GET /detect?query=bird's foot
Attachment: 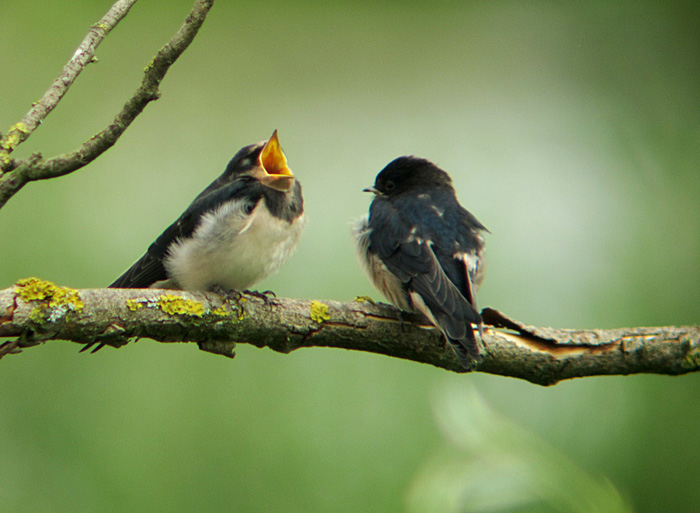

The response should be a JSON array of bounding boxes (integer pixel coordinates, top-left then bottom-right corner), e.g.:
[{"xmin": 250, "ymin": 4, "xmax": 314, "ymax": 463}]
[
  {"xmin": 210, "ymin": 285, "xmax": 244, "ymax": 302},
  {"xmin": 245, "ymin": 289, "xmax": 276, "ymax": 299},
  {"xmin": 243, "ymin": 289, "xmax": 276, "ymax": 308}
]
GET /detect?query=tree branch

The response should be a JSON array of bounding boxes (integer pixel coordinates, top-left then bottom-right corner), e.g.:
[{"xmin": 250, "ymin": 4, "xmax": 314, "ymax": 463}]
[
  {"xmin": 0, "ymin": 0, "xmax": 137, "ymax": 170},
  {"xmin": 0, "ymin": 0, "xmax": 214, "ymax": 210},
  {"xmin": 1, "ymin": 281, "xmax": 698, "ymax": 386}
]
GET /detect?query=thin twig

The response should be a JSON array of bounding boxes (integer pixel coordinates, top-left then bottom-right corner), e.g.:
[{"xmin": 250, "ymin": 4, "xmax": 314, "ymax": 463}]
[
  {"xmin": 0, "ymin": 0, "xmax": 215, "ymax": 210},
  {"xmin": 0, "ymin": 0, "xmax": 138, "ymax": 171}
]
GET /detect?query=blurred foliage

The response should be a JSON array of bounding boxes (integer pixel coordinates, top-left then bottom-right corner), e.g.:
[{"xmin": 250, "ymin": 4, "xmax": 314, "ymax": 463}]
[
  {"xmin": 408, "ymin": 385, "xmax": 633, "ymax": 513},
  {"xmin": 1, "ymin": 1, "xmax": 699, "ymax": 512}
]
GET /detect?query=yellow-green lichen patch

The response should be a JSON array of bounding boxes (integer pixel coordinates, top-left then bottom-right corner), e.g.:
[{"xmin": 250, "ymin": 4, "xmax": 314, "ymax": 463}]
[
  {"xmin": 210, "ymin": 305, "xmax": 230, "ymax": 317},
  {"xmin": 354, "ymin": 295, "xmax": 376, "ymax": 304},
  {"xmin": 206, "ymin": 304, "xmax": 245, "ymax": 323},
  {"xmin": 29, "ymin": 306, "xmax": 46, "ymax": 324},
  {"xmin": 310, "ymin": 300, "xmax": 330, "ymax": 324},
  {"xmin": 126, "ymin": 298, "xmax": 144, "ymax": 311},
  {"xmin": 211, "ymin": 301, "xmax": 246, "ymax": 321},
  {"xmin": 15, "ymin": 277, "xmax": 83, "ymax": 311},
  {"xmin": 157, "ymin": 294, "xmax": 205, "ymax": 316},
  {"xmin": 0, "ymin": 122, "xmax": 29, "ymax": 151}
]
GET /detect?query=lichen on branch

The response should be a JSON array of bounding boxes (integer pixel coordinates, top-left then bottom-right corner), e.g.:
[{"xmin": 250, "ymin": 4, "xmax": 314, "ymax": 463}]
[{"xmin": 0, "ymin": 282, "xmax": 698, "ymax": 386}]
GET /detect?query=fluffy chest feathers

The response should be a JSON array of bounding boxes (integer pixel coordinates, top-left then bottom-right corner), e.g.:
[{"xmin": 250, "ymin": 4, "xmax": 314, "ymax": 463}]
[
  {"xmin": 165, "ymin": 198, "xmax": 305, "ymax": 291},
  {"xmin": 354, "ymin": 215, "xmax": 413, "ymax": 311}
]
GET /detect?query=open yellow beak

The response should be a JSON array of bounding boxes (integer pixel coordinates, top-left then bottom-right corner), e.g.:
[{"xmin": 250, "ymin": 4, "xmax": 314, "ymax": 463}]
[
  {"xmin": 258, "ymin": 130, "xmax": 294, "ymax": 191},
  {"xmin": 260, "ymin": 130, "xmax": 293, "ymax": 176}
]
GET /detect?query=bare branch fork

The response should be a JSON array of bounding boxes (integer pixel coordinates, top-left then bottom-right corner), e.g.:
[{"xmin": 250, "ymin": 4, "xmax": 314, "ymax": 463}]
[
  {"xmin": 0, "ymin": 284, "xmax": 698, "ymax": 386},
  {"xmin": 0, "ymin": 0, "xmax": 215, "ymax": 210}
]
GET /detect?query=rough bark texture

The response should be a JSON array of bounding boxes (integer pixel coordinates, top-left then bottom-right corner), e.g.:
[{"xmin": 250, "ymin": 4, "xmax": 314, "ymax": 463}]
[{"xmin": 1, "ymin": 285, "xmax": 698, "ymax": 386}]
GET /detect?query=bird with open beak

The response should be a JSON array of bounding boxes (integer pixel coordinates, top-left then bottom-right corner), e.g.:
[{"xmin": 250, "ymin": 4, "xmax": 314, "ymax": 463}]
[
  {"xmin": 354, "ymin": 156, "xmax": 487, "ymax": 368},
  {"xmin": 109, "ymin": 130, "xmax": 305, "ymax": 292}
]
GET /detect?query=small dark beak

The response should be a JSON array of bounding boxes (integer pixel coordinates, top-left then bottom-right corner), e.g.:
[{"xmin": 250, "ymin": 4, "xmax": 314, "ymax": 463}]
[{"xmin": 363, "ymin": 186, "xmax": 380, "ymax": 194}]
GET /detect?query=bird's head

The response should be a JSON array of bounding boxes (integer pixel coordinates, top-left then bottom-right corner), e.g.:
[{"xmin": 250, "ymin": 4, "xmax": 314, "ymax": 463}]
[
  {"xmin": 225, "ymin": 130, "xmax": 295, "ymax": 191},
  {"xmin": 363, "ymin": 156, "xmax": 453, "ymax": 197}
]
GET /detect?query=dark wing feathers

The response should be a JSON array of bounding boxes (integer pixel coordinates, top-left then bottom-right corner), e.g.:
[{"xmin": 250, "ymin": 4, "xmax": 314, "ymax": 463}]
[
  {"xmin": 109, "ymin": 176, "xmax": 261, "ymax": 288},
  {"xmin": 368, "ymin": 197, "xmax": 483, "ymax": 364},
  {"xmin": 392, "ymin": 240, "xmax": 482, "ymax": 331},
  {"xmin": 109, "ymin": 253, "xmax": 167, "ymax": 288}
]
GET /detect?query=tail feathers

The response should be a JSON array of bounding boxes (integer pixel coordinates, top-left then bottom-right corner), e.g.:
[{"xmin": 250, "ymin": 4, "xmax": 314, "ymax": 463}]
[{"xmin": 448, "ymin": 326, "xmax": 483, "ymax": 368}]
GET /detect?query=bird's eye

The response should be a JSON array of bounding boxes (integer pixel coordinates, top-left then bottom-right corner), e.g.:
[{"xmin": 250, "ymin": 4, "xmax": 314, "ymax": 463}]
[
  {"xmin": 384, "ymin": 180, "xmax": 396, "ymax": 191},
  {"xmin": 244, "ymin": 203, "xmax": 255, "ymax": 215}
]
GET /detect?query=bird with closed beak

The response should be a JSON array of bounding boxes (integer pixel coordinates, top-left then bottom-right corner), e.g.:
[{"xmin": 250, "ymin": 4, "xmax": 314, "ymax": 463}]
[
  {"xmin": 354, "ymin": 156, "xmax": 487, "ymax": 367},
  {"xmin": 84, "ymin": 131, "xmax": 304, "ymax": 352}
]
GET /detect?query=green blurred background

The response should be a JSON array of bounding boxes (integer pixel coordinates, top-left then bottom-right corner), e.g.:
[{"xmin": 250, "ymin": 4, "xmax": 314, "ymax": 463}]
[{"xmin": 1, "ymin": 1, "xmax": 699, "ymax": 511}]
